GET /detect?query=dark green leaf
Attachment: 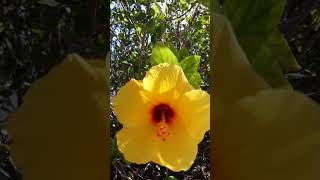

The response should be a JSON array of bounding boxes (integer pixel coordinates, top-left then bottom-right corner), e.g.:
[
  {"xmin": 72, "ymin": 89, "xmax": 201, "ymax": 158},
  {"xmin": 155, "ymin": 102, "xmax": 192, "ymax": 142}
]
[
  {"xmin": 179, "ymin": 55, "xmax": 203, "ymax": 88},
  {"xmin": 220, "ymin": 0, "xmax": 301, "ymax": 88},
  {"xmin": 178, "ymin": 48, "xmax": 189, "ymax": 61}
]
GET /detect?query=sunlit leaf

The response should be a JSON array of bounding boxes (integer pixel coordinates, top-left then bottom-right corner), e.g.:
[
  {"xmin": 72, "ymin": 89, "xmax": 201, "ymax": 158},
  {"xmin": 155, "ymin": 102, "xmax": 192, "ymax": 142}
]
[
  {"xmin": 166, "ymin": 42, "xmax": 180, "ymax": 60},
  {"xmin": 180, "ymin": 55, "xmax": 203, "ymax": 88},
  {"xmin": 153, "ymin": 2, "xmax": 162, "ymax": 17},
  {"xmin": 151, "ymin": 42, "xmax": 178, "ymax": 66}
]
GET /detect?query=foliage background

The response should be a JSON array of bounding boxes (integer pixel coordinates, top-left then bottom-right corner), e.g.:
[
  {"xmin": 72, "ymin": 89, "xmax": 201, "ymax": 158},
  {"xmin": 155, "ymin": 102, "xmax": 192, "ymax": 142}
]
[
  {"xmin": 281, "ymin": 0, "xmax": 320, "ymax": 102},
  {"xmin": 0, "ymin": 0, "xmax": 107, "ymax": 179},
  {"xmin": 110, "ymin": 0, "xmax": 210, "ymax": 179}
]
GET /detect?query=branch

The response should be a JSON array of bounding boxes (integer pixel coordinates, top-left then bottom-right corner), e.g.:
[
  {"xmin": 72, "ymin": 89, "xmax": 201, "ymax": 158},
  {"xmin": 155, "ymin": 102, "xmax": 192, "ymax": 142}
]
[
  {"xmin": 119, "ymin": 0, "xmax": 143, "ymax": 42},
  {"xmin": 171, "ymin": 3, "xmax": 196, "ymax": 21}
]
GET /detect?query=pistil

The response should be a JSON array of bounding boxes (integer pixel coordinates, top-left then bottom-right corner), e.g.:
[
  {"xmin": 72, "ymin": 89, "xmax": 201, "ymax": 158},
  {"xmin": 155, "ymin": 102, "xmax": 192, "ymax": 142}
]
[
  {"xmin": 151, "ymin": 103, "xmax": 175, "ymax": 141},
  {"xmin": 156, "ymin": 110, "xmax": 171, "ymax": 141}
]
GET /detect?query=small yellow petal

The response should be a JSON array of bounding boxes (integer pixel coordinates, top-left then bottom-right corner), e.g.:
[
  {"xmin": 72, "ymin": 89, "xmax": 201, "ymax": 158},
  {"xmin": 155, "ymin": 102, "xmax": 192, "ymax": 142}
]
[
  {"xmin": 112, "ymin": 79, "xmax": 155, "ymax": 127},
  {"xmin": 143, "ymin": 63, "xmax": 193, "ymax": 99},
  {"xmin": 175, "ymin": 89, "xmax": 210, "ymax": 143}
]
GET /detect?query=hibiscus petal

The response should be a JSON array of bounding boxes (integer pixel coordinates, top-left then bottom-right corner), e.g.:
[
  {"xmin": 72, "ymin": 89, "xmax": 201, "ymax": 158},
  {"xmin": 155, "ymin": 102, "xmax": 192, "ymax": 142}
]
[
  {"xmin": 153, "ymin": 123, "xmax": 198, "ymax": 172},
  {"xmin": 214, "ymin": 90, "xmax": 320, "ymax": 180},
  {"xmin": 143, "ymin": 63, "xmax": 193, "ymax": 98},
  {"xmin": 175, "ymin": 89, "xmax": 210, "ymax": 143},
  {"xmin": 8, "ymin": 54, "xmax": 108, "ymax": 180},
  {"xmin": 116, "ymin": 125, "xmax": 157, "ymax": 164},
  {"xmin": 112, "ymin": 79, "xmax": 155, "ymax": 127}
]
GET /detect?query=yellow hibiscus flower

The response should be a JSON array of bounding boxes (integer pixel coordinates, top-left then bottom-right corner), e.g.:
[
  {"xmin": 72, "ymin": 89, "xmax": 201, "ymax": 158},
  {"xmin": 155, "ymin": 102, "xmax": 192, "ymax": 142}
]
[
  {"xmin": 112, "ymin": 63, "xmax": 210, "ymax": 172},
  {"xmin": 213, "ymin": 13, "xmax": 320, "ymax": 179}
]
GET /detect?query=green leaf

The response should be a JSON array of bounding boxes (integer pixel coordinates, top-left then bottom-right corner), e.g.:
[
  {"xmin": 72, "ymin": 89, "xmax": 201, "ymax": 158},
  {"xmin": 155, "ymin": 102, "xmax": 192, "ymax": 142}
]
[
  {"xmin": 220, "ymin": 0, "xmax": 301, "ymax": 88},
  {"xmin": 200, "ymin": 15, "xmax": 210, "ymax": 25},
  {"xmin": 179, "ymin": 55, "xmax": 203, "ymax": 88},
  {"xmin": 180, "ymin": 55, "xmax": 201, "ymax": 75},
  {"xmin": 136, "ymin": 26, "xmax": 142, "ymax": 36},
  {"xmin": 151, "ymin": 33, "xmax": 158, "ymax": 45},
  {"xmin": 188, "ymin": 72, "xmax": 203, "ymax": 89},
  {"xmin": 153, "ymin": 2, "xmax": 162, "ymax": 17},
  {"xmin": 166, "ymin": 42, "xmax": 180, "ymax": 60},
  {"xmin": 133, "ymin": 11, "xmax": 146, "ymax": 21},
  {"xmin": 166, "ymin": 176, "xmax": 178, "ymax": 180},
  {"xmin": 178, "ymin": 48, "xmax": 189, "ymax": 61},
  {"xmin": 151, "ymin": 43, "xmax": 178, "ymax": 66}
]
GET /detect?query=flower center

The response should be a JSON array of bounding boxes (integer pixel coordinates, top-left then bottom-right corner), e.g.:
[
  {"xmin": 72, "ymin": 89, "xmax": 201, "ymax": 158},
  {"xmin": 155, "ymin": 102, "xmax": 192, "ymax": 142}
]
[
  {"xmin": 152, "ymin": 104, "xmax": 174, "ymax": 123},
  {"xmin": 151, "ymin": 104, "xmax": 175, "ymax": 141}
]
